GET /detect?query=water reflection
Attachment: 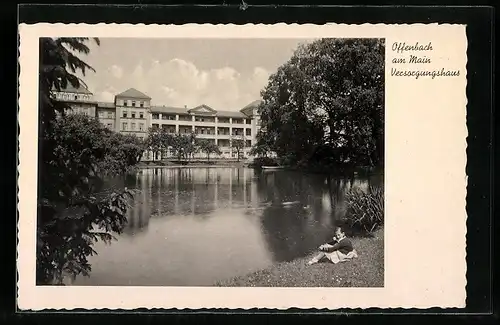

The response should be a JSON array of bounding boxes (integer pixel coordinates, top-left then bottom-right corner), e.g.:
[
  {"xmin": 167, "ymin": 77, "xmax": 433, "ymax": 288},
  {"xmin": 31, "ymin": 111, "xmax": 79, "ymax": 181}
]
[{"xmin": 74, "ymin": 167, "xmax": 382, "ymax": 286}]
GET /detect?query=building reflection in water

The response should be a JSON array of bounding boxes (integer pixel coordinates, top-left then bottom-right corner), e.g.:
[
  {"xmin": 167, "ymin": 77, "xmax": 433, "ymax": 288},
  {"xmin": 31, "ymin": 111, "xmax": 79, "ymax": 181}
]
[
  {"xmin": 70, "ymin": 167, "xmax": 385, "ymax": 286},
  {"xmin": 117, "ymin": 167, "xmax": 381, "ymax": 263}
]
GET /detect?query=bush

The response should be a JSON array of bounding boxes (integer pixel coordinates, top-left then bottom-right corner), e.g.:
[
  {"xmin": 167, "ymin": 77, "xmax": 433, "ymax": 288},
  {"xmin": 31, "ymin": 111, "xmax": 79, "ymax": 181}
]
[
  {"xmin": 343, "ymin": 186, "xmax": 384, "ymax": 235},
  {"xmin": 250, "ymin": 156, "xmax": 279, "ymax": 168}
]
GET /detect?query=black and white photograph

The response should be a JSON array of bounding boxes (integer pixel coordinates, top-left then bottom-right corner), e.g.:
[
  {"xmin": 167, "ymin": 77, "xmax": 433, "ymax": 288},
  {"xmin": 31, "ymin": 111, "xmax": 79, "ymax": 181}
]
[
  {"xmin": 36, "ymin": 36, "xmax": 385, "ymax": 287},
  {"xmin": 18, "ymin": 22, "xmax": 468, "ymax": 310}
]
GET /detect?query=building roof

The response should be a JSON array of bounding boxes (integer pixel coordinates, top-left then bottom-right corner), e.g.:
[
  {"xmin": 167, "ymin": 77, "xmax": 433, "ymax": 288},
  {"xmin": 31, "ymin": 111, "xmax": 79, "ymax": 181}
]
[
  {"xmin": 151, "ymin": 106, "xmax": 189, "ymax": 115},
  {"xmin": 217, "ymin": 110, "xmax": 248, "ymax": 118},
  {"xmin": 188, "ymin": 104, "xmax": 217, "ymax": 115},
  {"xmin": 150, "ymin": 105, "xmax": 249, "ymax": 118},
  {"xmin": 241, "ymin": 99, "xmax": 263, "ymax": 111},
  {"xmin": 116, "ymin": 88, "xmax": 151, "ymax": 100},
  {"xmin": 52, "ymin": 82, "xmax": 93, "ymax": 95},
  {"xmin": 240, "ymin": 99, "xmax": 263, "ymax": 116}
]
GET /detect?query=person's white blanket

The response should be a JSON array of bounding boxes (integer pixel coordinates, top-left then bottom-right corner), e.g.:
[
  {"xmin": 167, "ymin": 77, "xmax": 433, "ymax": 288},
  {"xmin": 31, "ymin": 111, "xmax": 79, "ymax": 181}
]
[{"xmin": 325, "ymin": 249, "xmax": 358, "ymax": 264}]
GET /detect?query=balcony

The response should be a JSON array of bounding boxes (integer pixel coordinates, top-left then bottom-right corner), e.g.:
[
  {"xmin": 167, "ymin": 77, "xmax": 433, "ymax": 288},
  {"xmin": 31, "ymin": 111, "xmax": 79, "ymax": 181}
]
[{"xmin": 196, "ymin": 133, "xmax": 217, "ymax": 139}]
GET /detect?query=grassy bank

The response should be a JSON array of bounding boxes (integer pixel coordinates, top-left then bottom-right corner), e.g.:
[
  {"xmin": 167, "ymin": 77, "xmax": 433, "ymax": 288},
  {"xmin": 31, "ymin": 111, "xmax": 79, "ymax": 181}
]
[{"xmin": 216, "ymin": 228, "xmax": 384, "ymax": 287}]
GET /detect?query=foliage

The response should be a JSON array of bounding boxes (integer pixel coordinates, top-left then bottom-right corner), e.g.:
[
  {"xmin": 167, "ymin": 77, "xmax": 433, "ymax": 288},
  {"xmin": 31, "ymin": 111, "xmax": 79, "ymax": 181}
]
[
  {"xmin": 231, "ymin": 138, "xmax": 245, "ymax": 161},
  {"xmin": 144, "ymin": 127, "xmax": 168, "ymax": 160},
  {"xmin": 249, "ymin": 126, "xmax": 274, "ymax": 158},
  {"xmin": 37, "ymin": 37, "xmax": 141, "ymax": 285},
  {"xmin": 197, "ymin": 139, "xmax": 221, "ymax": 161},
  {"xmin": 342, "ymin": 186, "xmax": 384, "ymax": 235},
  {"xmin": 99, "ymin": 131, "xmax": 146, "ymax": 175},
  {"xmin": 169, "ymin": 133, "xmax": 197, "ymax": 161},
  {"xmin": 255, "ymin": 38, "xmax": 385, "ymax": 169},
  {"xmin": 249, "ymin": 156, "xmax": 280, "ymax": 168}
]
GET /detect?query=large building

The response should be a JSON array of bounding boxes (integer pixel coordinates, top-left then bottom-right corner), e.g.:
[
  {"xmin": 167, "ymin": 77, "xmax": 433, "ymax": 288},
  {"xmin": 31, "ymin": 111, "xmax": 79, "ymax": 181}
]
[{"xmin": 53, "ymin": 85, "xmax": 262, "ymax": 160}]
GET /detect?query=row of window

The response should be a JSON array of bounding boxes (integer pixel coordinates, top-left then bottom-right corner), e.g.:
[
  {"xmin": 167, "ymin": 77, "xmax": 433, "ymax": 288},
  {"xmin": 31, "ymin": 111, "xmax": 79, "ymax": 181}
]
[
  {"xmin": 122, "ymin": 122, "xmax": 145, "ymax": 131},
  {"xmin": 122, "ymin": 110, "xmax": 145, "ymax": 119},
  {"xmin": 151, "ymin": 124, "xmax": 252, "ymax": 136},
  {"xmin": 119, "ymin": 100, "xmax": 147, "ymax": 108},
  {"xmin": 98, "ymin": 111, "xmax": 115, "ymax": 119},
  {"xmin": 56, "ymin": 93, "xmax": 93, "ymax": 102},
  {"xmin": 151, "ymin": 114, "xmax": 251, "ymax": 124}
]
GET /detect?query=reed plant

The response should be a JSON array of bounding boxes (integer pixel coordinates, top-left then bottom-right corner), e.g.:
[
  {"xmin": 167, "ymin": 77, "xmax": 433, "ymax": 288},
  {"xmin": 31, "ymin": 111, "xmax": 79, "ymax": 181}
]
[{"xmin": 343, "ymin": 186, "xmax": 384, "ymax": 235}]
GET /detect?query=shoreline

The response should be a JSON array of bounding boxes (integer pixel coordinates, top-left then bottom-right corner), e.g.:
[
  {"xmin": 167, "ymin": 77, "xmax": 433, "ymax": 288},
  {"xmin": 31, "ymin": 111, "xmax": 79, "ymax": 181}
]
[
  {"xmin": 215, "ymin": 228, "xmax": 384, "ymax": 287},
  {"xmin": 138, "ymin": 164, "xmax": 249, "ymax": 169}
]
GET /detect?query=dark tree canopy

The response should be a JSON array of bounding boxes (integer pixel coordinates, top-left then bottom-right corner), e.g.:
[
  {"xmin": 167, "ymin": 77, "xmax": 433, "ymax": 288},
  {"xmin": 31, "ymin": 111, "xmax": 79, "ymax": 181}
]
[{"xmin": 254, "ymin": 38, "xmax": 385, "ymax": 170}]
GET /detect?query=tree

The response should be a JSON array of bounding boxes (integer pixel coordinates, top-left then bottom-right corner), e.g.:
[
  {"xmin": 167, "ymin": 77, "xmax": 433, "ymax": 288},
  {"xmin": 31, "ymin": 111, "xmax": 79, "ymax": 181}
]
[
  {"xmin": 144, "ymin": 127, "xmax": 164, "ymax": 161},
  {"xmin": 231, "ymin": 138, "xmax": 245, "ymax": 162},
  {"xmin": 257, "ymin": 38, "xmax": 385, "ymax": 169},
  {"xmin": 169, "ymin": 133, "xmax": 196, "ymax": 162},
  {"xmin": 185, "ymin": 133, "xmax": 198, "ymax": 160},
  {"xmin": 101, "ymin": 132, "xmax": 146, "ymax": 172},
  {"xmin": 37, "ymin": 37, "xmax": 138, "ymax": 285},
  {"xmin": 197, "ymin": 139, "xmax": 222, "ymax": 162},
  {"xmin": 145, "ymin": 127, "xmax": 173, "ymax": 160}
]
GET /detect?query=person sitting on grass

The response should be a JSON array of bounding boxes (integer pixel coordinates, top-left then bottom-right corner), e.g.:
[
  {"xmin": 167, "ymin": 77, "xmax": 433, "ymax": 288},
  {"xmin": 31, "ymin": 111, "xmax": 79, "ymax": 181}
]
[{"xmin": 307, "ymin": 226, "xmax": 358, "ymax": 266}]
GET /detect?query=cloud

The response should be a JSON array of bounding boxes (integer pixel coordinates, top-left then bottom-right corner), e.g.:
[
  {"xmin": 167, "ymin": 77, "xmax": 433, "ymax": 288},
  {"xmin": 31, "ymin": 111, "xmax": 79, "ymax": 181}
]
[
  {"xmin": 89, "ymin": 58, "xmax": 271, "ymax": 111},
  {"xmin": 98, "ymin": 91, "xmax": 115, "ymax": 102},
  {"xmin": 109, "ymin": 65, "xmax": 123, "ymax": 79}
]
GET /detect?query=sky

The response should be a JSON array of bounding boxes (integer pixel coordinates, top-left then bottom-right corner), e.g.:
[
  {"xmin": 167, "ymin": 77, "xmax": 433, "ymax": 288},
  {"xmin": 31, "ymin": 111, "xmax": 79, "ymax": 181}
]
[{"xmin": 75, "ymin": 38, "xmax": 316, "ymax": 111}]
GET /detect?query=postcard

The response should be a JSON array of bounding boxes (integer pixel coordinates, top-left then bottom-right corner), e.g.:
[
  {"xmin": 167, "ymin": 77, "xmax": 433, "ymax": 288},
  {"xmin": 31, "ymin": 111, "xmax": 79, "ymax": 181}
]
[{"xmin": 17, "ymin": 23, "xmax": 467, "ymax": 310}]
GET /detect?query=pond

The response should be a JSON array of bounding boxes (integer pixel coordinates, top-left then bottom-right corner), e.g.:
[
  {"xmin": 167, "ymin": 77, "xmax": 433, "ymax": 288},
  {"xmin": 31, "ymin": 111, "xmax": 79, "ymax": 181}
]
[{"xmin": 73, "ymin": 167, "xmax": 382, "ymax": 286}]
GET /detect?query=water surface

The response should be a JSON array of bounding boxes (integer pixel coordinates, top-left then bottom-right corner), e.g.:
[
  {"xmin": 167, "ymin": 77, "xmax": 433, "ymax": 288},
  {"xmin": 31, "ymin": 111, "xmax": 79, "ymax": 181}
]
[{"xmin": 74, "ymin": 167, "xmax": 382, "ymax": 286}]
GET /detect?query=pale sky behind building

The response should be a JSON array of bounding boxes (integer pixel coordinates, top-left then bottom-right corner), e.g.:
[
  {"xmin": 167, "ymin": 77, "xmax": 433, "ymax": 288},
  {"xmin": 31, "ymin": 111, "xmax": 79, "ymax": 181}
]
[{"xmin": 76, "ymin": 38, "xmax": 317, "ymax": 111}]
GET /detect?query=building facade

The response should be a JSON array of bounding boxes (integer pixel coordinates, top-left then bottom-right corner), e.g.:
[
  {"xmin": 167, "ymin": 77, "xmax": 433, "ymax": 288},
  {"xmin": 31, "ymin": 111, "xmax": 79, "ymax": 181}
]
[{"xmin": 53, "ymin": 85, "xmax": 262, "ymax": 160}]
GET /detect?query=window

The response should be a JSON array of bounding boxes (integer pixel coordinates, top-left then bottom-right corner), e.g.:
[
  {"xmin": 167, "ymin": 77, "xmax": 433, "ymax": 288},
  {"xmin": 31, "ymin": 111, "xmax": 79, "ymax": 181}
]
[
  {"xmin": 122, "ymin": 122, "xmax": 128, "ymax": 131},
  {"xmin": 74, "ymin": 95, "xmax": 78, "ymax": 100},
  {"xmin": 131, "ymin": 123, "xmax": 136, "ymax": 130},
  {"xmin": 246, "ymin": 128, "xmax": 251, "ymax": 136},
  {"xmin": 132, "ymin": 101, "xmax": 136, "ymax": 107},
  {"xmin": 98, "ymin": 111, "xmax": 104, "ymax": 118},
  {"xmin": 140, "ymin": 101, "xmax": 144, "ymax": 108},
  {"xmin": 107, "ymin": 112, "xmax": 113, "ymax": 119},
  {"xmin": 246, "ymin": 119, "xmax": 251, "ymax": 124},
  {"xmin": 139, "ymin": 112, "xmax": 144, "ymax": 119},
  {"xmin": 122, "ymin": 110, "xmax": 128, "ymax": 118},
  {"xmin": 139, "ymin": 123, "xmax": 144, "ymax": 131},
  {"xmin": 152, "ymin": 113, "xmax": 159, "ymax": 119},
  {"xmin": 123, "ymin": 101, "xmax": 128, "ymax": 107},
  {"xmin": 131, "ymin": 111, "xmax": 136, "ymax": 118}
]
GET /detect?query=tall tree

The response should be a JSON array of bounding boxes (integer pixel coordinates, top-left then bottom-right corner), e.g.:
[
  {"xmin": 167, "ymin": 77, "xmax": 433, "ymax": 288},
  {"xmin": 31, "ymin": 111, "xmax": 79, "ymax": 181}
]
[
  {"xmin": 197, "ymin": 139, "xmax": 222, "ymax": 162},
  {"xmin": 169, "ymin": 133, "xmax": 196, "ymax": 162},
  {"xmin": 256, "ymin": 38, "xmax": 384, "ymax": 169},
  {"xmin": 37, "ymin": 37, "xmax": 137, "ymax": 284},
  {"xmin": 231, "ymin": 138, "xmax": 245, "ymax": 162}
]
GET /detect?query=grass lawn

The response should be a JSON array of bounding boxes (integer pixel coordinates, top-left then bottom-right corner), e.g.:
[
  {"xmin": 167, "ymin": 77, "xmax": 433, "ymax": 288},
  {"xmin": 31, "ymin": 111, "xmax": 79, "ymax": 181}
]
[{"xmin": 216, "ymin": 228, "xmax": 384, "ymax": 287}]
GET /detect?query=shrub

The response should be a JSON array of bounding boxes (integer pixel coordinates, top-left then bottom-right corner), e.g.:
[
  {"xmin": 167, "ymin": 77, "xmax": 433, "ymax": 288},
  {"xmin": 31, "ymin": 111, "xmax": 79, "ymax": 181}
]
[
  {"xmin": 250, "ymin": 156, "xmax": 279, "ymax": 168},
  {"xmin": 343, "ymin": 186, "xmax": 384, "ymax": 235}
]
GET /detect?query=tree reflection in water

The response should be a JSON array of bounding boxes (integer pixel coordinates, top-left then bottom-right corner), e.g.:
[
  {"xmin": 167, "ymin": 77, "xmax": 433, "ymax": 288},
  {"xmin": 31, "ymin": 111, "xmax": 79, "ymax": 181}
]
[{"xmin": 71, "ymin": 167, "xmax": 382, "ymax": 285}]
